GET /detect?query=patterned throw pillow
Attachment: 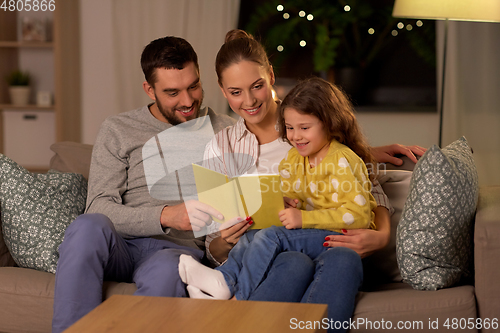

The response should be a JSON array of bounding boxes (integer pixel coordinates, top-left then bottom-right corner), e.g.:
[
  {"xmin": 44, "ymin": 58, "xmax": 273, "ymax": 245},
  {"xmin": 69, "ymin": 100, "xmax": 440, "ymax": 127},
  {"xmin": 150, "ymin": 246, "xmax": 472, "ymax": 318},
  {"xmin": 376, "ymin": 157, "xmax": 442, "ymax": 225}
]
[
  {"xmin": 396, "ymin": 137, "xmax": 478, "ymax": 290},
  {"xmin": 0, "ymin": 154, "xmax": 87, "ymax": 274}
]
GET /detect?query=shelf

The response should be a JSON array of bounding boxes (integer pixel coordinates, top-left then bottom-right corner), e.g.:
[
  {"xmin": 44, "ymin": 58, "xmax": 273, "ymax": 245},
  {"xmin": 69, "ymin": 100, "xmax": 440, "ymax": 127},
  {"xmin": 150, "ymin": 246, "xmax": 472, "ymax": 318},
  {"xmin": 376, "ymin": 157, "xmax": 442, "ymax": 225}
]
[
  {"xmin": 0, "ymin": 104, "xmax": 54, "ymax": 111},
  {"xmin": 0, "ymin": 41, "xmax": 54, "ymax": 48}
]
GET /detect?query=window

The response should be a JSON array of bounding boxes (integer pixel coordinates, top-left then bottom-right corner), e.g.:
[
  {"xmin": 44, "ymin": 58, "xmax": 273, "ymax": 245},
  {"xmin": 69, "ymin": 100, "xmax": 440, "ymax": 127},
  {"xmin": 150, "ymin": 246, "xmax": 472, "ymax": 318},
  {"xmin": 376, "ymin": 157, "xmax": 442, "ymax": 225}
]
[{"xmin": 239, "ymin": 0, "xmax": 436, "ymax": 110}]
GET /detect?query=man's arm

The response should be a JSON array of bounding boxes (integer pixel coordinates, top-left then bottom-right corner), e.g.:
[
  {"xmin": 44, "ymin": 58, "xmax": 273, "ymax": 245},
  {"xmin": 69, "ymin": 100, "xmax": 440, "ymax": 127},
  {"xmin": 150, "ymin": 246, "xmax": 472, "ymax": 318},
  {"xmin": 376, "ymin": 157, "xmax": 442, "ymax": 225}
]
[
  {"xmin": 86, "ymin": 116, "xmax": 224, "ymax": 238},
  {"xmin": 371, "ymin": 144, "xmax": 426, "ymax": 165},
  {"xmin": 85, "ymin": 120, "xmax": 166, "ymax": 238}
]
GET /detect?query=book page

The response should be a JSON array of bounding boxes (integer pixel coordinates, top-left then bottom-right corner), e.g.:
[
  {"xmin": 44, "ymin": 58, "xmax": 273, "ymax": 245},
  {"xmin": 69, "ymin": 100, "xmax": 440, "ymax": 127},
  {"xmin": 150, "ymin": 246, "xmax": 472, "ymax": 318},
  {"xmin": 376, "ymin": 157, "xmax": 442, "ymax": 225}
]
[
  {"xmin": 238, "ymin": 174, "xmax": 284, "ymax": 229},
  {"xmin": 192, "ymin": 164, "xmax": 242, "ymax": 225}
]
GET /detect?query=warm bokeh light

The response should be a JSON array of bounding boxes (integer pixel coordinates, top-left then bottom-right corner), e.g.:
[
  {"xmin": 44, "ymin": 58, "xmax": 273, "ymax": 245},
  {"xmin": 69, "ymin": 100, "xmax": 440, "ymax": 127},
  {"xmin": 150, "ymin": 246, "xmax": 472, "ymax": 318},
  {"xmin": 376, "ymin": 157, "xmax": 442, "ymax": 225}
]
[
  {"xmin": 277, "ymin": 5, "xmax": 284, "ymax": 11},
  {"xmin": 277, "ymin": 45, "xmax": 284, "ymax": 52},
  {"xmin": 299, "ymin": 40, "xmax": 306, "ymax": 47}
]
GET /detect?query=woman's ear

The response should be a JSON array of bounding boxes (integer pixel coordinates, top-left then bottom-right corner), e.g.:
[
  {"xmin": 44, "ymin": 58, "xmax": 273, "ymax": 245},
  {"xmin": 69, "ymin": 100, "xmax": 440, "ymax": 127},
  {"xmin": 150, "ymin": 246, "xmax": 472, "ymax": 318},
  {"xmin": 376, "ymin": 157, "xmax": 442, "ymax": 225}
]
[
  {"xmin": 269, "ymin": 66, "xmax": 276, "ymax": 85},
  {"xmin": 219, "ymin": 84, "xmax": 228, "ymax": 99}
]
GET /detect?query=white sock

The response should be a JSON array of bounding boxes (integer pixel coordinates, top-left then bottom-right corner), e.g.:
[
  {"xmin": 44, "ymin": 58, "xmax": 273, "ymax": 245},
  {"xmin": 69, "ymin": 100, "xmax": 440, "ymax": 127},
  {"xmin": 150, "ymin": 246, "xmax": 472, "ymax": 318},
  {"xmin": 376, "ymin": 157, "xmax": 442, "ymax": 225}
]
[
  {"xmin": 178, "ymin": 254, "xmax": 231, "ymax": 300},
  {"xmin": 186, "ymin": 285, "xmax": 215, "ymax": 299}
]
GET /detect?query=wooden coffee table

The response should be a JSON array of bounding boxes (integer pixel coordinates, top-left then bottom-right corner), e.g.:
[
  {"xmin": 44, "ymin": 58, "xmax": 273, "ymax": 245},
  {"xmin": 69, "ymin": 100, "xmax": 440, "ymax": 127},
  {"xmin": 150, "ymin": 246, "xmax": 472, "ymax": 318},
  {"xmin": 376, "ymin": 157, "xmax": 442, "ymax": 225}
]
[{"xmin": 65, "ymin": 295, "xmax": 328, "ymax": 332}]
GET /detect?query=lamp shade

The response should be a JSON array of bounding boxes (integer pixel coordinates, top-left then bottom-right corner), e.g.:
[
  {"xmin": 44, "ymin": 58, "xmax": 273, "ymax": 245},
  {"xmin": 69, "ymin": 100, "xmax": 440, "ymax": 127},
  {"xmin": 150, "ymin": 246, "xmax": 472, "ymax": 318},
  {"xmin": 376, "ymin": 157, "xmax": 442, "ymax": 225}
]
[{"xmin": 393, "ymin": 0, "xmax": 500, "ymax": 22}]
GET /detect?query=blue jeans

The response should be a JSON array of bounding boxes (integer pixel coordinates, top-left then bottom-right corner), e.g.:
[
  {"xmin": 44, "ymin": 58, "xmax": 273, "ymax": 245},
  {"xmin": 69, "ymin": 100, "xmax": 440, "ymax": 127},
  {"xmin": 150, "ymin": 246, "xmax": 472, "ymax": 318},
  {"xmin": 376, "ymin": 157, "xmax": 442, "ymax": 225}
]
[
  {"xmin": 52, "ymin": 213, "xmax": 203, "ymax": 333},
  {"xmin": 216, "ymin": 226, "xmax": 342, "ymax": 300},
  {"xmin": 252, "ymin": 247, "xmax": 363, "ymax": 333}
]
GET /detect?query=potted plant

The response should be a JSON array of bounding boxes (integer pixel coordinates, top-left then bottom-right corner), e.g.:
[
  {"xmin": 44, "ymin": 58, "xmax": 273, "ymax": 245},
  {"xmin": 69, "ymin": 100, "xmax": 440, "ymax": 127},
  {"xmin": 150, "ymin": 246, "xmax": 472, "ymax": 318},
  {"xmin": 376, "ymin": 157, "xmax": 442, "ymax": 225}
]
[{"xmin": 5, "ymin": 70, "xmax": 31, "ymax": 106}]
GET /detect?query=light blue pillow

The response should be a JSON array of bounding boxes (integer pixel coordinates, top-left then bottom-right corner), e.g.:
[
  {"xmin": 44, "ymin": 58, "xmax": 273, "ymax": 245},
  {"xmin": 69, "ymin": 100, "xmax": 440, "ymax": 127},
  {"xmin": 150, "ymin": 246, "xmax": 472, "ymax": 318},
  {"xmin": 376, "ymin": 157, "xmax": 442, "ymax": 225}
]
[
  {"xmin": 0, "ymin": 154, "xmax": 87, "ymax": 273},
  {"xmin": 396, "ymin": 137, "xmax": 478, "ymax": 290}
]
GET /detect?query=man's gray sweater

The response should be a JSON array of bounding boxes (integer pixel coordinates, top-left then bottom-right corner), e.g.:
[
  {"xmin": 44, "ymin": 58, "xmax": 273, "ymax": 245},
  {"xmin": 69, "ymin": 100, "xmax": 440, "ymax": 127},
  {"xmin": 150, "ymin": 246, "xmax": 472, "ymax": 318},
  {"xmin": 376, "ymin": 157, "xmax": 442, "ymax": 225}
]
[{"xmin": 85, "ymin": 105, "xmax": 235, "ymax": 249}]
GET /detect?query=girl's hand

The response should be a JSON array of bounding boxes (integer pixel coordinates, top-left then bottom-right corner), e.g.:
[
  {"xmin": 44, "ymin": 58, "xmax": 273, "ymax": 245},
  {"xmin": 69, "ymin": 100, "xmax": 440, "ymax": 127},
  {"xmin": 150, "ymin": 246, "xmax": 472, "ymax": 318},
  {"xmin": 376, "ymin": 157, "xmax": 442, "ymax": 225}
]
[
  {"xmin": 371, "ymin": 144, "xmax": 426, "ymax": 165},
  {"xmin": 284, "ymin": 197, "xmax": 299, "ymax": 208},
  {"xmin": 279, "ymin": 208, "xmax": 302, "ymax": 229}
]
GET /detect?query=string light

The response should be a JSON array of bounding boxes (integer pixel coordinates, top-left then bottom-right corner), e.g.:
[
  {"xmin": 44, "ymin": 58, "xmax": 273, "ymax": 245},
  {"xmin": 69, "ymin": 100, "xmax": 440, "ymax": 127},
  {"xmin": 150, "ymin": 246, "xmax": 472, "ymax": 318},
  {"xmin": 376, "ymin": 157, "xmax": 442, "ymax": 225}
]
[
  {"xmin": 283, "ymin": 13, "xmax": 290, "ymax": 19},
  {"xmin": 392, "ymin": 30, "xmax": 398, "ymax": 36},
  {"xmin": 368, "ymin": 28, "xmax": 375, "ymax": 35},
  {"xmin": 277, "ymin": 5, "xmax": 284, "ymax": 11},
  {"xmin": 344, "ymin": 5, "xmax": 351, "ymax": 12},
  {"xmin": 406, "ymin": 24, "xmax": 413, "ymax": 31},
  {"xmin": 416, "ymin": 20, "xmax": 423, "ymax": 27},
  {"xmin": 299, "ymin": 40, "xmax": 307, "ymax": 47},
  {"xmin": 277, "ymin": 45, "xmax": 284, "ymax": 52},
  {"xmin": 397, "ymin": 22, "xmax": 404, "ymax": 29},
  {"xmin": 299, "ymin": 10, "xmax": 306, "ymax": 17},
  {"xmin": 307, "ymin": 14, "xmax": 314, "ymax": 21}
]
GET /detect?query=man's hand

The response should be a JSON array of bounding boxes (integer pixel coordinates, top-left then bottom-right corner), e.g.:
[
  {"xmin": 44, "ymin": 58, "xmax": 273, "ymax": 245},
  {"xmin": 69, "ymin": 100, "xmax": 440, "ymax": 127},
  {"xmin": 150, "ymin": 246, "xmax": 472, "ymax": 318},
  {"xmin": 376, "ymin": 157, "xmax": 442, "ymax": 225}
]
[
  {"xmin": 160, "ymin": 200, "xmax": 223, "ymax": 231},
  {"xmin": 279, "ymin": 208, "xmax": 302, "ymax": 229},
  {"xmin": 371, "ymin": 144, "xmax": 426, "ymax": 165}
]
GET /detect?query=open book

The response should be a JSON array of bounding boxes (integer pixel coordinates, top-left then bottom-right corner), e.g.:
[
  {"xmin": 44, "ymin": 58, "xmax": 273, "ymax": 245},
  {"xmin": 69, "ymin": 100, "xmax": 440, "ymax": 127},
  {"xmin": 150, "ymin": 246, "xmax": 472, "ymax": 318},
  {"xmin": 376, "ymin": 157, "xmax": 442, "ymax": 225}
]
[{"xmin": 192, "ymin": 164, "xmax": 284, "ymax": 229}]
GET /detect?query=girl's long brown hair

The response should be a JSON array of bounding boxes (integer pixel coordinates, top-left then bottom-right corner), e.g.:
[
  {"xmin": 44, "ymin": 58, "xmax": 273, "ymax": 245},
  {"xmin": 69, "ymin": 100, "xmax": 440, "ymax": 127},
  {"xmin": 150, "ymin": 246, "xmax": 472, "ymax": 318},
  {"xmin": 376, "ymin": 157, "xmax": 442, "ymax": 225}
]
[{"xmin": 278, "ymin": 77, "xmax": 376, "ymax": 179}]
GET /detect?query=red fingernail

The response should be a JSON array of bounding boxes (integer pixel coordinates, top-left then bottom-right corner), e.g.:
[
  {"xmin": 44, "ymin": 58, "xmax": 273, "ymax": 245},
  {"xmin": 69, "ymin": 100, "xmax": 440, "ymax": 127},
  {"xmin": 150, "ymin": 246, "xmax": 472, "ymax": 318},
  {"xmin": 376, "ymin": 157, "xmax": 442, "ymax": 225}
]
[
  {"xmin": 323, "ymin": 242, "xmax": 328, "ymax": 247},
  {"xmin": 325, "ymin": 237, "xmax": 330, "ymax": 241},
  {"xmin": 342, "ymin": 229, "xmax": 347, "ymax": 233},
  {"xmin": 248, "ymin": 221, "xmax": 254, "ymax": 226},
  {"xmin": 245, "ymin": 216, "xmax": 252, "ymax": 222}
]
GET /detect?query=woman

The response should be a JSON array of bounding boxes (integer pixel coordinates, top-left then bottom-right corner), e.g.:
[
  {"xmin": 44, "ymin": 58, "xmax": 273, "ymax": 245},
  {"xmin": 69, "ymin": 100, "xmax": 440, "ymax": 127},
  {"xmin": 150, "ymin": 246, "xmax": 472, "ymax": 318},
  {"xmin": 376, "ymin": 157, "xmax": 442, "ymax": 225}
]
[{"xmin": 202, "ymin": 29, "xmax": 424, "ymax": 330}]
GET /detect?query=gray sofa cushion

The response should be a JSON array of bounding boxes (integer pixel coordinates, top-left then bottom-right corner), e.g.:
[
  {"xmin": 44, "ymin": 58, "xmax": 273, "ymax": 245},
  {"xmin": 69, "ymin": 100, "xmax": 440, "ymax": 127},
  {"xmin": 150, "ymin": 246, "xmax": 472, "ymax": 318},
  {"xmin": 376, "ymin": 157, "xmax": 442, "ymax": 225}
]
[
  {"xmin": 0, "ymin": 154, "xmax": 87, "ymax": 273},
  {"xmin": 0, "ymin": 266, "xmax": 136, "ymax": 333},
  {"xmin": 397, "ymin": 137, "xmax": 478, "ymax": 290},
  {"xmin": 354, "ymin": 284, "xmax": 477, "ymax": 329}
]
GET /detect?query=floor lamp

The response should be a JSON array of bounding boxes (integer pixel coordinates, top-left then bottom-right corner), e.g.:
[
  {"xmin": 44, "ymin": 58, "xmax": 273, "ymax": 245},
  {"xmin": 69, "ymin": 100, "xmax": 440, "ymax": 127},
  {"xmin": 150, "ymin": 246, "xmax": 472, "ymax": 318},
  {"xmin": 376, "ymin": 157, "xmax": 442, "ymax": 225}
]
[{"xmin": 392, "ymin": 0, "xmax": 500, "ymax": 147}]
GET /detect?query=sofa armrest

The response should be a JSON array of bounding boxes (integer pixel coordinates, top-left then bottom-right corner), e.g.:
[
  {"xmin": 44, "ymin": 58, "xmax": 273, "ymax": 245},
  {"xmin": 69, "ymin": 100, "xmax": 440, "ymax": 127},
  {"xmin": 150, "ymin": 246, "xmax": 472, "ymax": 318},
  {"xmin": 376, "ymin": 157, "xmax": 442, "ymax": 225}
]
[{"xmin": 474, "ymin": 186, "xmax": 500, "ymax": 329}]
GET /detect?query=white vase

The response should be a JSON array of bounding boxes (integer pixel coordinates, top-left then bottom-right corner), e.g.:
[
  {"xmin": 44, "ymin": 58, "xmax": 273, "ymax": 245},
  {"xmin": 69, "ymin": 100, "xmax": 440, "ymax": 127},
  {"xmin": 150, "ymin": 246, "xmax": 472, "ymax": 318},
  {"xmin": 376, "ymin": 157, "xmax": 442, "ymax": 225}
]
[{"xmin": 8, "ymin": 86, "xmax": 31, "ymax": 106}]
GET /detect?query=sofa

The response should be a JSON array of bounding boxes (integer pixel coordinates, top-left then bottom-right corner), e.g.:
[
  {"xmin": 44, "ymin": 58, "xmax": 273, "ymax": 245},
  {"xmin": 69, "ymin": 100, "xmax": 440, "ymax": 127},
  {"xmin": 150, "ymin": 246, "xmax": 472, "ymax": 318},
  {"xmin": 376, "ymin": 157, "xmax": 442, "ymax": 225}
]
[{"xmin": 0, "ymin": 141, "xmax": 499, "ymax": 333}]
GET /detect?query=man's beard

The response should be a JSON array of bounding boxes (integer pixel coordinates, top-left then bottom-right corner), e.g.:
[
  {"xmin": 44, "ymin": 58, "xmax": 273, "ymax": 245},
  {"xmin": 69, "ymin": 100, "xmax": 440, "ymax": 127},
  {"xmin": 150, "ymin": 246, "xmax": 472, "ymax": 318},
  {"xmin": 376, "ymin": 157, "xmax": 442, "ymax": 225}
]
[{"xmin": 155, "ymin": 91, "xmax": 204, "ymax": 126}]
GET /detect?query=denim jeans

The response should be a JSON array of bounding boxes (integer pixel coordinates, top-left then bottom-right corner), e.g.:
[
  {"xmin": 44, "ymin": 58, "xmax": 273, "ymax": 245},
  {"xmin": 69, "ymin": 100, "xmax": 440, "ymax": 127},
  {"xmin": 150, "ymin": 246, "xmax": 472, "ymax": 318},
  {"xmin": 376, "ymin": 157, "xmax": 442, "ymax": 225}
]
[
  {"xmin": 216, "ymin": 226, "xmax": 343, "ymax": 300},
  {"xmin": 251, "ymin": 246, "xmax": 363, "ymax": 333},
  {"xmin": 52, "ymin": 213, "xmax": 203, "ymax": 333}
]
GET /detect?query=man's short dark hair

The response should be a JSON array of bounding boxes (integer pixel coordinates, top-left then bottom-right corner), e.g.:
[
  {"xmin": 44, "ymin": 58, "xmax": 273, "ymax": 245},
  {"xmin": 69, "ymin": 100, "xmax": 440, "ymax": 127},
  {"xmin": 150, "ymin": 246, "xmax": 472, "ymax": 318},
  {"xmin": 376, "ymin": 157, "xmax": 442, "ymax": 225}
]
[{"xmin": 141, "ymin": 36, "xmax": 199, "ymax": 86}]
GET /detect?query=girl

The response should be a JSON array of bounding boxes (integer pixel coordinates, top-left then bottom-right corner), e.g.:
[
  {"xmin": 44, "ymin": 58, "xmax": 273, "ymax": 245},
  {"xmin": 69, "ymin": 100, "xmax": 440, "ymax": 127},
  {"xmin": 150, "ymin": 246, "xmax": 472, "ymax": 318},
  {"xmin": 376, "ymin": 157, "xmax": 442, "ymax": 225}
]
[{"xmin": 179, "ymin": 77, "xmax": 378, "ymax": 303}]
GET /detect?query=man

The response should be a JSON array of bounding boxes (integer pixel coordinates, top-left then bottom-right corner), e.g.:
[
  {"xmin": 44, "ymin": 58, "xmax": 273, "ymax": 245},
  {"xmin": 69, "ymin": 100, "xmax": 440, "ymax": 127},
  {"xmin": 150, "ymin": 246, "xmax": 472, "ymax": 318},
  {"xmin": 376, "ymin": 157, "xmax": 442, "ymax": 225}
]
[{"xmin": 52, "ymin": 36, "xmax": 236, "ymax": 332}]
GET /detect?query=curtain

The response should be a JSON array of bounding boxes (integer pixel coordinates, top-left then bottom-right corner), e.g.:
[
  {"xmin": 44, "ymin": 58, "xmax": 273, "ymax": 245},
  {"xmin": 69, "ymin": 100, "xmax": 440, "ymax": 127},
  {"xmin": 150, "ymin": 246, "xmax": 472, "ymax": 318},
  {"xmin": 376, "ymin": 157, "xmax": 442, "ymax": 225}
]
[
  {"xmin": 111, "ymin": 0, "xmax": 240, "ymax": 115},
  {"xmin": 438, "ymin": 21, "xmax": 500, "ymax": 186}
]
